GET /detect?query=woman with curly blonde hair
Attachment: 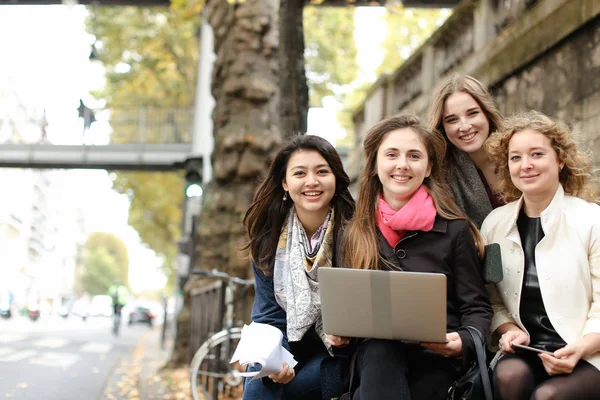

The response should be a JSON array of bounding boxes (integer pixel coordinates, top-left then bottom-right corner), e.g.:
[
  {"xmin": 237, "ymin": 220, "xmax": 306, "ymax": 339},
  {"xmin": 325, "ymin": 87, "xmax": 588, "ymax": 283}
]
[{"xmin": 481, "ymin": 110, "xmax": 600, "ymax": 399}]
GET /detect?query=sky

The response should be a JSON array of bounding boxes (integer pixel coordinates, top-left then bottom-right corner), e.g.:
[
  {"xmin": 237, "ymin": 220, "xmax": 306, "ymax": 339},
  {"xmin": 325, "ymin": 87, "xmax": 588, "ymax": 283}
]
[
  {"xmin": 0, "ymin": 5, "xmax": 166, "ymax": 293},
  {"xmin": 0, "ymin": 4, "xmax": 390, "ymax": 293}
]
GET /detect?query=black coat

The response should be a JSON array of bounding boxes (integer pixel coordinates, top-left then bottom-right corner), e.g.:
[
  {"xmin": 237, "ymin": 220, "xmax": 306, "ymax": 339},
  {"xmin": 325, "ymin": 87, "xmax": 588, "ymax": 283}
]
[{"xmin": 376, "ymin": 215, "xmax": 493, "ymax": 364}]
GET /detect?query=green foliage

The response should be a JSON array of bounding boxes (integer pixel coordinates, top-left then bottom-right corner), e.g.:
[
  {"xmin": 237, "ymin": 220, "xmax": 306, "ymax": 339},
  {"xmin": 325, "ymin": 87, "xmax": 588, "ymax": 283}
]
[
  {"xmin": 86, "ymin": 3, "xmax": 199, "ymax": 278},
  {"xmin": 304, "ymin": 6, "xmax": 359, "ymax": 107},
  {"xmin": 82, "ymin": 247, "xmax": 121, "ymax": 295},
  {"xmin": 377, "ymin": 8, "xmax": 450, "ymax": 76},
  {"xmin": 336, "ymin": 7, "xmax": 450, "ymax": 146},
  {"xmin": 111, "ymin": 172, "xmax": 184, "ymax": 268},
  {"xmin": 85, "ymin": 232, "xmax": 130, "ymax": 285}
]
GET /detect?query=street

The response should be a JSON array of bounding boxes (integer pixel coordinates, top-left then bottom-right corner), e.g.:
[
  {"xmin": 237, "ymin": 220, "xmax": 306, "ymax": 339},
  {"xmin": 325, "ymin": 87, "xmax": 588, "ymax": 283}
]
[{"xmin": 0, "ymin": 313, "xmax": 154, "ymax": 400}]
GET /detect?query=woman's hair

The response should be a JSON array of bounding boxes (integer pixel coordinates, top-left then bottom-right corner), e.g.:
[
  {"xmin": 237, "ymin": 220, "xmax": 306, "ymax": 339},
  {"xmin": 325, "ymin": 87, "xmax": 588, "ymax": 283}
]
[
  {"xmin": 243, "ymin": 135, "xmax": 355, "ymax": 273},
  {"xmin": 427, "ymin": 74, "xmax": 503, "ymax": 149},
  {"xmin": 486, "ymin": 110, "xmax": 599, "ymax": 203},
  {"xmin": 342, "ymin": 115, "xmax": 484, "ymax": 271}
]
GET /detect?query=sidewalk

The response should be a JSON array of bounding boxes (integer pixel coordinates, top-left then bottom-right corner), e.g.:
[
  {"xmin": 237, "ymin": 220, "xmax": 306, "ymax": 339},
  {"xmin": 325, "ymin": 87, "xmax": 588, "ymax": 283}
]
[{"xmin": 101, "ymin": 326, "xmax": 192, "ymax": 400}]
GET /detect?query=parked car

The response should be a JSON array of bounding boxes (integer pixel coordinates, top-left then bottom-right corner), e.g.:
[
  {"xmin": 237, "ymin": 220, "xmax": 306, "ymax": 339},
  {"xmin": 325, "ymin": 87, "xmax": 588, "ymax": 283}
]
[{"xmin": 128, "ymin": 305, "xmax": 155, "ymax": 327}]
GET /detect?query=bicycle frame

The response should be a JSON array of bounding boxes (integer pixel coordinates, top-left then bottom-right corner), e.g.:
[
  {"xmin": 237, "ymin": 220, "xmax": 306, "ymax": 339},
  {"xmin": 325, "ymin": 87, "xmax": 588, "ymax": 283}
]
[{"xmin": 189, "ymin": 269, "xmax": 254, "ymax": 400}]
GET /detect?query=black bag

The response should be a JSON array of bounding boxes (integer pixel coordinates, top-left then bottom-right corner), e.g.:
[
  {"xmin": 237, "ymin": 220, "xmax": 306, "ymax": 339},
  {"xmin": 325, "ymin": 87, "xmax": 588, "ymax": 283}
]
[{"xmin": 447, "ymin": 327, "xmax": 493, "ymax": 400}]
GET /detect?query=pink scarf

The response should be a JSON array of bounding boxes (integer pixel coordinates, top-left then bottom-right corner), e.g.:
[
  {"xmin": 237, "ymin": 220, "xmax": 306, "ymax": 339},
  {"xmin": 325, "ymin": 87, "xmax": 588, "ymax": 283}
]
[{"xmin": 377, "ymin": 185, "xmax": 437, "ymax": 248}]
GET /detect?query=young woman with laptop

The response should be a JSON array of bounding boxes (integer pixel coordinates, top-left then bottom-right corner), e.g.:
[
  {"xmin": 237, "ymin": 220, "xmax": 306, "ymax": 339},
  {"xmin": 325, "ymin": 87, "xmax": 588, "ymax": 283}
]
[
  {"xmin": 242, "ymin": 134, "xmax": 355, "ymax": 400},
  {"xmin": 341, "ymin": 115, "xmax": 493, "ymax": 399},
  {"xmin": 481, "ymin": 111, "xmax": 600, "ymax": 399}
]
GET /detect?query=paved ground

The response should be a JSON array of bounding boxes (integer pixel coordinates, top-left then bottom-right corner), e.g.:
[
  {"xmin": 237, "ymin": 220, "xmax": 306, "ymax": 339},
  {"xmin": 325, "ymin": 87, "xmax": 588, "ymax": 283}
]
[
  {"xmin": 0, "ymin": 313, "xmax": 192, "ymax": 400},
  {"xmin": 102, "ymin": 322, "xmax": 192, "ymax": 400}
]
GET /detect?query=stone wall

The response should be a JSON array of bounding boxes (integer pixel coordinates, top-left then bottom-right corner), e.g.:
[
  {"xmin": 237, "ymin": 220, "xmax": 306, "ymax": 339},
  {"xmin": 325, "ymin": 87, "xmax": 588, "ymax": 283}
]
[
  {"xmin": 493, "ymin": 17, "xmax": 600, "ymax": 157},
  {"xmin": 351, "ymin": 0, "xmax": 600, "ymax": 186}
]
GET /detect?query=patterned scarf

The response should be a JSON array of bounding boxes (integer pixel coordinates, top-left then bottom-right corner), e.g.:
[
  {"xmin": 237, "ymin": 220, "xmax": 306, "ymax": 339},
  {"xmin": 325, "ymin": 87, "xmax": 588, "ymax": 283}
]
[{"xmin": 273, "ymin": 208, "xmax": 335, "ymax": 354}]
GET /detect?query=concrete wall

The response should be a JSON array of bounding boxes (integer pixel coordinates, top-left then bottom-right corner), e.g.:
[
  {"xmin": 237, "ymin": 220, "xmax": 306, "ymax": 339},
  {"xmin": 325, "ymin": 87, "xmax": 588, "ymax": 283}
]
[{"xmin": 350, "ymin": 0, "xmax": 600, "ymax": 186}]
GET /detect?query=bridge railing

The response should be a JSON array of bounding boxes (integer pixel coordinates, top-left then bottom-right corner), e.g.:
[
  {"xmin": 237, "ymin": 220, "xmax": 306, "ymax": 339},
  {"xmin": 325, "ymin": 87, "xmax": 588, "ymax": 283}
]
[
  {"xmin": 108, "ymin": 107, "xmax": 194, "ymax": 145},
  {"xmin": 0, "ymin": 106, "xmax": 194, "ymax": 146}
]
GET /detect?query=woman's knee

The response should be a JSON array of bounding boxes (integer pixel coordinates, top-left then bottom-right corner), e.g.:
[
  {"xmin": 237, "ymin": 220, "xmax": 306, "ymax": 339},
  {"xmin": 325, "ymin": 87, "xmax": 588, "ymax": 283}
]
[
  {"xmin": 493, "ymin": 358, "xmax": 532, "ymax": 392},
  {"xmin": 531, "ymin": 384, "xmax": 562, "ymax": 400}
]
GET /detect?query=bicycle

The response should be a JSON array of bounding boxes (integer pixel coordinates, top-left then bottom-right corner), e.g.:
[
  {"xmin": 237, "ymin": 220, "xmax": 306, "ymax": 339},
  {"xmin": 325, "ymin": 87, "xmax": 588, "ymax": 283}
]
[{"xmin": 189, "ymin": 269, "xmax": 255, "ymax": 400}]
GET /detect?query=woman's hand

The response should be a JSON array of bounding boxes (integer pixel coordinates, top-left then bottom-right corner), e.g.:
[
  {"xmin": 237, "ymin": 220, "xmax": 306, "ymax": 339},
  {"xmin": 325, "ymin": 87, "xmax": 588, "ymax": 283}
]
[
  {"xmin": 420, "ymin": 332, "xmax": 463, "ymax": 358},
  {"xmin": 268, "ymin": 362, "xmax": 295, "ymax": 384},
  {"xmin": 325, "ymin": 334, "xmax": 350, "ymax": 348},
  {"xmin": 538, "ymin": 344, "xmax": 584, "ymax": 375},
  {"xmin": 499, "ymin": 329, "xmax": 529, "ymax": 353}
]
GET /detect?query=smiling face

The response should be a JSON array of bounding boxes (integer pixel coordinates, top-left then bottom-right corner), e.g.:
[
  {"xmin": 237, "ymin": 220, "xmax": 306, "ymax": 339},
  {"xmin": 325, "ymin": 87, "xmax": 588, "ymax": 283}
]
[
  {"xmin": 442, "ymin": 91, "xmax": 490, "ymax": 156},
  {"xmin": 376, "ymin": 128, "xmax": 431, "ymax": 210},
  {"xmin": 508, "ymin": 128, "xmax": 563, "ymax": 202},
  {"xmin": 282, "ymin": 149, "xmax": 336, "ymax": 223}
]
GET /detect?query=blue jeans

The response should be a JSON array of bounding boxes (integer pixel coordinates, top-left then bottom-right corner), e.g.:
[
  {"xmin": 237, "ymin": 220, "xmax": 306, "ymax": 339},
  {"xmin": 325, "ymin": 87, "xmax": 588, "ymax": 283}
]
[{"xmin": 242, "ymin": 351, "xmax": 328, "ymax": 400}]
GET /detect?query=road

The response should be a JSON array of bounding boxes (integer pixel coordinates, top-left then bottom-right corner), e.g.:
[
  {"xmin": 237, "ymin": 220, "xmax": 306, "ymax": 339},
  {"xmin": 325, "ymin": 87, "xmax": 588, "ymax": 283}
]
[{"xmin": 0, "ymin": 313, "xmax": 154, "ymax": 400}]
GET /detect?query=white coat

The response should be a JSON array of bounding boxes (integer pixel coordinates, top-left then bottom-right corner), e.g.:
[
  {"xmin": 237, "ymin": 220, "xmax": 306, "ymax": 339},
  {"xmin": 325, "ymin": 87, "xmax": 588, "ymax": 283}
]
[{"xmin": 481, "ymin": 185, "xmax": 600, "ymax": 370}]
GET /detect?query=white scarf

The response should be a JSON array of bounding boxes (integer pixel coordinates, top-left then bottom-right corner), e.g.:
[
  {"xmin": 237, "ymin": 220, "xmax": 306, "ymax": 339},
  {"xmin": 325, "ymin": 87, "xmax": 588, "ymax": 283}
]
[{"xmin": 273, "ymin": 208, "xmax": 334, "ymax": 354}]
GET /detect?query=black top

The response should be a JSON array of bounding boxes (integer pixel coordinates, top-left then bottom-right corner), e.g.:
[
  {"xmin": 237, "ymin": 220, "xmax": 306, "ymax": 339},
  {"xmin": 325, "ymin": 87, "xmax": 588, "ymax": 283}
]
[
  {"xmin": 377, "ymin": 215, "xmax": 493, "ymax": 364},
  {"xmin": 517, "ymin": 207, "xmax": 567, "ymax": 352}
]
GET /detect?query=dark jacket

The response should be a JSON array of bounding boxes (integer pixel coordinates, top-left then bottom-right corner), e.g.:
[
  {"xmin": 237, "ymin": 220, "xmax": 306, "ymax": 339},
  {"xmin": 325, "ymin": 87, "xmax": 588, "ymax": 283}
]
[
  {"xmin": 377, "ymin": 215, "xmax": 493, "ymax": 364},
  {"xmin": 250, "ymin": 225, "xmax": 349, "ymax": 399}
]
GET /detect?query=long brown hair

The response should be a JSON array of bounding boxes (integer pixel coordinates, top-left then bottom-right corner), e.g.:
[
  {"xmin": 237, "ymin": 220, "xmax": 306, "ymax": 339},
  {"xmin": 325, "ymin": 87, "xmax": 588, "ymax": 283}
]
[
  {"xmin": 486, "ymin": 110, "xmax": 599, "ymax": 203},
  {"xmin": 342, "ymin": 115, "xmax": 484, "ymax": 270},
  {"xmin": 427, "ymin": 74, "xmax": 503, "ymax": 151},
  {"xmin": 243, "ymin": 135, "xmax": 355, "ymax": 274}
]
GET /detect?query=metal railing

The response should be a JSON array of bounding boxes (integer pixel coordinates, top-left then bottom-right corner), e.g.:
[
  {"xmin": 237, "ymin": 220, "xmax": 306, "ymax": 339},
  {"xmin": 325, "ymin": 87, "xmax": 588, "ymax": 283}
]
[
  {"xmin": 189, "ymin": 280, "xmax": 226, "ymax": 359},
  {"xmin": 109, "ymin": 107, "xmax": 194, "ymax": 145},
  {"xmin": 0, "ymin": 106, "xmax": 194, "ymax": 146}
]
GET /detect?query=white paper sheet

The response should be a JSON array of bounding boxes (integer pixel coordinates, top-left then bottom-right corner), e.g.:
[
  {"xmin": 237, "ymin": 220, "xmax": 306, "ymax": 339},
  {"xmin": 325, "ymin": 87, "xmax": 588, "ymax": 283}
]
[{"xmin": 230, "ymin": 322, "xmax": 297, "ymax": 381}]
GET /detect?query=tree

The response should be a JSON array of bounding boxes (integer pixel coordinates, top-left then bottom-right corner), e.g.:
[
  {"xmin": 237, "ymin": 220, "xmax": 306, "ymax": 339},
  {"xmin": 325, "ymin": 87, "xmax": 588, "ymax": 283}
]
[
  {"xmin": 86, "ymin": 4, "xmax": 199, "ymax": 276},
  {"xmin": 378, "ymin": 7, "xmax": 450, "ymax": 75},
  {"xmin": 82, "ymin": 248, "xmax": 121, "ymax": 295},
  {"xmin": 85, "ymin": 0, "xmax": 359, "ymax": 367},
  {"xmin": 304, "ymin": 6, "xmax": 358, "ymax": 107},
  {"xmin": 85, "ymin": 232, "xmax": 130, "ymax": 285},
  {"xmin": 335, "ymin": 7, "xmax": 450, "ymax": 148}
]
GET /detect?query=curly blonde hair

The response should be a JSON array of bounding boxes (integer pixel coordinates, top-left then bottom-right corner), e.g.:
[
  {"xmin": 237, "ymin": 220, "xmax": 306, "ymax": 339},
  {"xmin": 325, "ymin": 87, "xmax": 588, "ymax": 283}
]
[{"xmin": 485, "ymin": 110, "xmax": 598, "ymax": 203}]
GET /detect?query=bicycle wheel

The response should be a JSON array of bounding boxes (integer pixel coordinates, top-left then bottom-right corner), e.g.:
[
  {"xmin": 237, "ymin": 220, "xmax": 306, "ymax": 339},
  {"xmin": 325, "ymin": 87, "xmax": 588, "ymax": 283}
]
[{"xmin": 190, "ymin": 328, "xmax": 243, "ymax": 400}]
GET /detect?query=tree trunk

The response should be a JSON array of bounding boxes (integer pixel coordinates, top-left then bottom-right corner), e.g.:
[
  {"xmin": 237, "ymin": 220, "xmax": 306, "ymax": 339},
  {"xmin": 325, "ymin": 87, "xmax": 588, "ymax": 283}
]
[
  {"xmin": 279, "ymin": 0, "xmax": 309, "ymax": 136},
  {"xmin": 168, "ymin": 0, "xmax": 308, "ymax": 367}
]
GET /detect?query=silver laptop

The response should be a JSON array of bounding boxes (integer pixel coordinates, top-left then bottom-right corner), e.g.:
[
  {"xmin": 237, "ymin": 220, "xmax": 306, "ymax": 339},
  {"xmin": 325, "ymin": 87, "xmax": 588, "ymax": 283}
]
[{"xmin": 319, "ymin": 268, "xmax": 448, "ymax": 343}]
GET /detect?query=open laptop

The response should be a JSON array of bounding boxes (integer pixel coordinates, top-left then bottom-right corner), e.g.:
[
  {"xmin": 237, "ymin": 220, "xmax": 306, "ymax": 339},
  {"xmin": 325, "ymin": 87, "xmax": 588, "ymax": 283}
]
[{"xmin": 319, "ymin": 268, "xmax": 448, "ymax": 343}]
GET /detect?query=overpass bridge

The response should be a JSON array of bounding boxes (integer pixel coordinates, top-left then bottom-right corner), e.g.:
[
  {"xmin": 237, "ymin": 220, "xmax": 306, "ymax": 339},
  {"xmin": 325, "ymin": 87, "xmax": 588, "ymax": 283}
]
[{"xmin": 0, "ymin": 107, "xmax": 198, "ymax": 171}]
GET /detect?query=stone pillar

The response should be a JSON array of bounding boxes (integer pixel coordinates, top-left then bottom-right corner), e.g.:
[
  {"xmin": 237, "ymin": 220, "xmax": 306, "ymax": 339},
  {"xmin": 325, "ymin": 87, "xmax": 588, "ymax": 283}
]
[
  {"xmin": 421, "ymin": 44, "xmax": 436, "ymax": 94},
  {"xmin": 474, "ymin": 0, "xmax": 496, "ymax": 51}
]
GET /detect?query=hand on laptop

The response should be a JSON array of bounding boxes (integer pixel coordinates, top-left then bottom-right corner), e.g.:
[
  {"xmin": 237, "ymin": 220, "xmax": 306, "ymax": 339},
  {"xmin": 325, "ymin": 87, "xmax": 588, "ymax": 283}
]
[
  {"xmin": 268, "ymin": 362, "xmax": 295, "ymax": 384},
  {"xmin": 419, "ymin": 332, "xmax": 462, "ymax": 358},
  {"xmin": 325, "ymin": 334, "xmax": 350, "ymax": 348}
]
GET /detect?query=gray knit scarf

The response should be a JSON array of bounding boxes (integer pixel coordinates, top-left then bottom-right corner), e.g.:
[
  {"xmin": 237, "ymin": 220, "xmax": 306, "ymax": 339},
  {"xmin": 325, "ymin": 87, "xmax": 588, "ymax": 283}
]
[{"xmin": 448, "ymin": 146, "xmax": 493, "ymax": 228}]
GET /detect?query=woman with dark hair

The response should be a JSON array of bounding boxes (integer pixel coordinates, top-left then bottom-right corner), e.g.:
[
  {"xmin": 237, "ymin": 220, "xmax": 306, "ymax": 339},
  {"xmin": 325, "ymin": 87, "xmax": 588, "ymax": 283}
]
[
  {"xmin": 481, "ymin": 111, "xmax": 600, "ymax": 399},
  {"xmin": 342, "ymin": 115, "xmax": 492, "ymax": 399},
  {"xmin": 242, "ymin": 134, "xmax": 355, "ymax": 400},
  {"xmin": 428, "ymin": 74, "xmax": 504, "ymax": 227}
]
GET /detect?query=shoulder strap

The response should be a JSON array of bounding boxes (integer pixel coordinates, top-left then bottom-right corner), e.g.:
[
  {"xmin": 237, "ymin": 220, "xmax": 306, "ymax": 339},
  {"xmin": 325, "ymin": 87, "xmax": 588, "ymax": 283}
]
[{"xmin": 465, "ymin": 326, "xmax": 493, "ymax": 400}]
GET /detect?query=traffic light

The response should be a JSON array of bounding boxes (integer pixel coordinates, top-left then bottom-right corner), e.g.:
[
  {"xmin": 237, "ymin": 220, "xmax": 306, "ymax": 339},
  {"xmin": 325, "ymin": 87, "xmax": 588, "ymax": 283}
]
[{"xmin": 184, "ymin": 157, "xmax": 203, "ymax": 198}]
